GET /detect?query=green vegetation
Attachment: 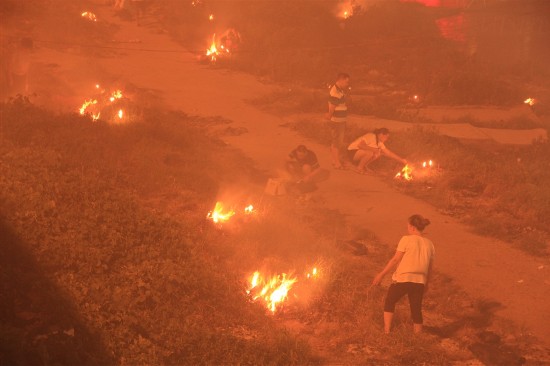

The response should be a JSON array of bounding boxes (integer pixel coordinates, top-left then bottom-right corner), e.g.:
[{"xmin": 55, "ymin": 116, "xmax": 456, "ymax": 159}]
[{"xmin": 0, "ymin": 99, "xmax": 316, "ymax": 365}]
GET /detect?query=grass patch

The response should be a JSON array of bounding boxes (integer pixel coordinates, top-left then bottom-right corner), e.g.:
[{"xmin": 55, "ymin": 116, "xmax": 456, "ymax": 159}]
[{"xmin": 0, "ymin": 99, "xmax": 318, "ymax": 365}]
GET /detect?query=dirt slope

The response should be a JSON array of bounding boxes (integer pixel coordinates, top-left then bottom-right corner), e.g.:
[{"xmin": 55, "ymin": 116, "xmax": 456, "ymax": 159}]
[{"xmin": 30, "ymin": 6, "xmax": 550, "ymax": 347}]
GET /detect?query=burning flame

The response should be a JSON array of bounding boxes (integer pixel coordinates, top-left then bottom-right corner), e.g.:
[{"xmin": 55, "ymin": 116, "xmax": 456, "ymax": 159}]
[
  {"xmin": 207, "ymin": 202, "xmax": 235, "ymax": 223},
  {"xmin": 395, "ymin": 164, "xmax": 413, "ymax": 181},
  {"xmin": 247, "ymin": 271, "xmax": 298, "ymax": 313},
  {"xmin": 306, "ymin": 267, "xmax": 318, "ymax": 279},
  {"xmin": 524, "ymin": 98, "xmax": 536, "ymax": 106},
  {"xmin": 117, "ymin": 109, "xmax": 124, "ymax": 119},
  {"xmin": 338, "ymin": 1, "xmax": 355, "ymax": 19},
  {"xmin": 109, "ymin": 90, "xmax": 123, "ymax": 102},
  {"xmin": 422, "ymin": 160, "xmax": 433, "ymax": 168},
  {"xmin": 206, "ymin": 34, "xmax": 219, "ymax": 62},
  {"xmin": 244, "ymin": 205, "xmax": 254, "ymax": 214},
  {"xmin": 209, "ymin": 14, "xmax": 214, "ymax": 21},
  {"xmin": 81, "ymin": 11, "xmax": 97, "ymax": 22},
  {"xmin": 79, "ymin": 99, "xmax": 100, "ymax": 120}
]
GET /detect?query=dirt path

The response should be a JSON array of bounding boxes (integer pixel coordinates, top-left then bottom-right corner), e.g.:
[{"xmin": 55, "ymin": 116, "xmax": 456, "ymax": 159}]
[{"xmin": 31, "ymin": 7, "xmax": 550, "ymax": 347}]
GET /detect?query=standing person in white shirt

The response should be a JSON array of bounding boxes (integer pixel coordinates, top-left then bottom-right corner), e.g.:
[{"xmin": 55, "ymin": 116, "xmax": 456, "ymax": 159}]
[
  {"xmin": 347, "ymin": 128, "xmax": 407, "ymax": 174},
  {"xmin": 372, "ymin": 214, "xmax": 435, "ymax": 334}
]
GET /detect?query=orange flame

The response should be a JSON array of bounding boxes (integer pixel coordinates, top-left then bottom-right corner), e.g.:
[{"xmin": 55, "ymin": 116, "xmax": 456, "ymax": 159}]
[
  {"xmin": 109, "ymin": 90, "xmax": 123, "ymax": 102},
  {"xmin": 306, "ymin": 267, "xmax": 318, "ymax": 279},
  {"xmin": 209, "ymin": 14, "xmax": 214, "ymax": 21},
  {"xmin": 207, "ymin": 201, "xmax": 235, "ymax": 223},
  {"xmin": 244, "ymin": 204, "xmax": 254, "ymax": 214},
  {"xmin": 422, "ymin": 160, "xmax": 433, "ymax": 168},
  {"xmin": 524, "ymin": 97, "xmax": 536, "ymax": 106},
  {"xmin": 206, "ymin": 34, "xmax": 219, "ymax": 62},
  {"xmin": 395, "ymin": 164, "xmax": 413, "ymax": 181},
  {"xmin": 117, "ymin": 109, "xmax": 124, "ymax": 119},
  {"xmin": 247, "ymin": 271, "xmax": 298, "ymax": 313},
  {"xmin": 81, "ymin": 11, "xmax": 97, "ymax": 22}
]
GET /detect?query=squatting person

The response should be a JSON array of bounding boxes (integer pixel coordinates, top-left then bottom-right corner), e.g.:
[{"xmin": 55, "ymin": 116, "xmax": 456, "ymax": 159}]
[
  {"xmin": 347, "ymin": 127, "xmax": 407, "ymax": 174},
  {"xmin": 372, "ymin": 214, "xmax": 435, "ymax": 334},
  {"xmin": 286, "ymin": 145, "xmax": 322, "ymax": 183}
]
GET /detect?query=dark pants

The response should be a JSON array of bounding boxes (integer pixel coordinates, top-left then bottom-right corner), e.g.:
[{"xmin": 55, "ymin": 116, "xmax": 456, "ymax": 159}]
[{"xmin": 383, "ymin": 282, "xmax": 425, "ymax": 324}]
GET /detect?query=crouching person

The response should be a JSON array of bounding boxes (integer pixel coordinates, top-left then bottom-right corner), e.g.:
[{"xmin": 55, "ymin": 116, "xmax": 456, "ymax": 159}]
[{"xmin": 286, "ymin": 145, "xmax": 322, "ymax": 184}]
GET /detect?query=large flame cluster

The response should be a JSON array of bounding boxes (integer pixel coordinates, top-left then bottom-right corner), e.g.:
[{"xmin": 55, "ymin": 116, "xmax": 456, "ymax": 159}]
[
  {"xmin": 247, "ymin": 266, "xmax": 320, "ymax": 313},
  {"xmin": 78, "ymin": 84, "xmax": 128, "ymax": 123}
]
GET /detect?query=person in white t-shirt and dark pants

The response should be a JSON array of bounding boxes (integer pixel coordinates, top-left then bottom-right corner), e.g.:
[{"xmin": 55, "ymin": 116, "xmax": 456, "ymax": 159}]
[
  {"xmin": 372, "ymin": 214, "xmax": 435, "ymax": 334},
  {"xmin": 347, "ymin": 128, "xmax": 407, "ymax": 174}
]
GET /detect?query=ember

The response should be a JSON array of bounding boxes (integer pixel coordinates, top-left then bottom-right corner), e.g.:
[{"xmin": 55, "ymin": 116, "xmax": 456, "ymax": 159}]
[
  {"xmin": 244, "ymin": 204, "xmax": 255, "ymax": 214},
  {"xmin": 209, "ymin": 14, "xmax": 214, "ymax": 21},
  {"xmin": 81, "ymin": 11, "xmax": 97, "ymax": 22}
]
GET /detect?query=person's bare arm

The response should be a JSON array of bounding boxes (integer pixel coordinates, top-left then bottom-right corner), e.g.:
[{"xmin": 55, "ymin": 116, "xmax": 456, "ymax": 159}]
[
  {"xmin": 372, "ymin": 250, "xmax": 405, "ymax": 285},
  {"xmin": 381, "ymin": 148, "xmax": 407, "ymax": 164}
]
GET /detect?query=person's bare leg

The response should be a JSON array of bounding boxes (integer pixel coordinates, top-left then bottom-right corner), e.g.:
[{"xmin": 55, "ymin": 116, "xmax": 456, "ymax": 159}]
[
  {"xmin": 383, "ymin": 312, "xmax": 393, "ymax": 334},
  {"xmin": 413, "ymin": 323, "xmax": 423, "ymax": 334},
  {"xmin": 357, "ymin": 152, "xmax": 378, "ymax": 172}
]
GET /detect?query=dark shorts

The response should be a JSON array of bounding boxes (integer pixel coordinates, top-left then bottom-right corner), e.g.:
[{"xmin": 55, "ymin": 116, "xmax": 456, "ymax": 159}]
[
  {"xmin": 383, "ymin": 282, "xmax": 425, "ymax": 324},
  {"xmin": 347, "ymin": 149, "xmax": 358, "ymax": 161},
  {"xmin": 328, "ymin": 121, "xmax": 346, "ymax": 149}
]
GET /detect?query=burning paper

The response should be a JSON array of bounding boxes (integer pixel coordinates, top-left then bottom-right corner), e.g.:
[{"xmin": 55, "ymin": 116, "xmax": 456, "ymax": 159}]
[
  {"xmin": 207, "ymin": 201, "xmax": 236, "ymax": 223},
  {"xmin": 395, "ymin": 160, "xmax": 437, "ymax": 181},
  {"xmin": 81, "ymin": 11, "xmax": 97, "ymax": 22},
  {"xmin": 395, "ymin": 164, "xmax": 413, "ymax": 181}
]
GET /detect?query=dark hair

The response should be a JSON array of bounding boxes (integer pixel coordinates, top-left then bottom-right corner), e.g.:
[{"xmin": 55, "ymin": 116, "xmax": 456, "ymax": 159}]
[
  {"xmin": 296, "ymin": 145, "xmax": 307, "ymax": 153},
  {"xmin": 373, "ymin": 128, "xmax": 389, "ymax": 135},
  {"xmin": 408, "ymin": 214, "xmax": 431, "ymax": 231},
  {"xmin": 337, "ymin": 72, "xmax": 350, "ymax": 80},
  {"xmin": 373, "ymin": 128, "xmax": 389, "ymax": 145}
]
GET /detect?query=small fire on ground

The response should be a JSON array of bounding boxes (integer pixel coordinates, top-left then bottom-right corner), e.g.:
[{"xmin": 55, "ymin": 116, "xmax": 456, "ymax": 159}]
[
  {"xmin": 524, "ymin": 97, "xmax": 536, "ymax": 106},
  {"xmin": 246, "ymin": 266, "xmax": 320, "ymax": 313},
  {"xmin": 395, "ymin": 160, "xmax": 436, "ymax": 181},
  {"xmin": 206, "ymin": 202, "xmax": 256, "ymax": 224},
  {"xmin": 81, "ymin": 11, "xmax": 97, "ymax": 22},
  {"xmin": 78, "ymin": 85, "xmax": 128, "ymax": 123}
]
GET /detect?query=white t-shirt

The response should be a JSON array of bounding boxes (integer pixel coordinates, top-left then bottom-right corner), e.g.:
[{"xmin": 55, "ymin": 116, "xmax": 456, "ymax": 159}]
[
  {"xmin": 392, "ymin": 235, "xmax": 435, "ymax": 284},
  {"xmin": 348, "ymin": 133, "xmax": 386, "ymax": 151}
]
